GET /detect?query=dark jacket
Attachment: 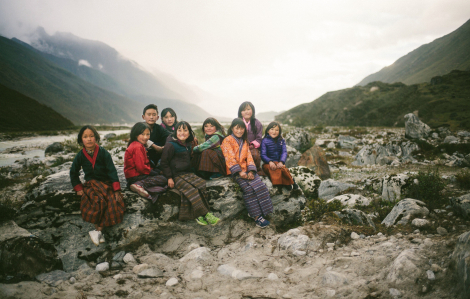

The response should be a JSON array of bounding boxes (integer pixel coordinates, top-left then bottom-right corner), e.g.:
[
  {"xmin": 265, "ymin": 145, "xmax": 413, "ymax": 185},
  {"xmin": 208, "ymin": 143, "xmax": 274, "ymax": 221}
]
[
  {"xmin": 70, "ymin": 145, "xmax": 121, "ymax": 192},
  {"xmin": 147, "ymin": 122, "xmax": 171, "ymax": 166},
  {"xmin": 160, "ymin": 136, "xmax": 192, "ymax": 179},
  {"xmin": 260, "ymin": 135, "xmax": 288, "ymax": 164}
]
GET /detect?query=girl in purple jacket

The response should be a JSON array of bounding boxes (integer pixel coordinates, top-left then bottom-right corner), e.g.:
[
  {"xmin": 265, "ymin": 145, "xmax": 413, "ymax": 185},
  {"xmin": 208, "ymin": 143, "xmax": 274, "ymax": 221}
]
[
  {"xmin": 260, "ymin": 122, "xmax": 298, "ymax": 190},
  {"xmin": 238, "ymin": 101, "xmax": 264, "ymax": 174}
]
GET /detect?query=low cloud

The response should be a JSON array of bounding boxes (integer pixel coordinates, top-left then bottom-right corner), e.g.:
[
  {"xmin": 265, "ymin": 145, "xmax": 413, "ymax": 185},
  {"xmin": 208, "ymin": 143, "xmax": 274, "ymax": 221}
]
[{"xmin": 78, "ymin": 59, "xmax": 92, "ymax": 67}]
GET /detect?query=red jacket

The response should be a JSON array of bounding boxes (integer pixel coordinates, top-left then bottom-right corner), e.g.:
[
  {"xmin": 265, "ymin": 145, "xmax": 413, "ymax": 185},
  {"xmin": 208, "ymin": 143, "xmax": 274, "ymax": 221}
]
[{"xmin": 124, "ymin": 141, "xmax": 151, "ymax": 179}]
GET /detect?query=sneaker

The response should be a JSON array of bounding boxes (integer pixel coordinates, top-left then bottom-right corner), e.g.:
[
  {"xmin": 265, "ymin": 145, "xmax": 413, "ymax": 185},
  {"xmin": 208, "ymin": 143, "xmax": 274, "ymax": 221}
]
[
  {"xmin": 205, "ymin": 212, "xmax": 220, "ymax": 226},
  {"xmin": 89, "ymin": 230, "xmax": 101, "ymax": 246},
  {"xmin": 99, "ymin": 232, "xmax": 106, "ymax": 243},
  {"xmin": 196, "ymin": 216, "xmax": 208, "ymax": 226},
  {"xmin": 255, "ymin": 216, "xmax": 270, "ymax": 228},
  {"xmin": 130, "ymin": 184, "xmax": 149, "ymax": 198}
]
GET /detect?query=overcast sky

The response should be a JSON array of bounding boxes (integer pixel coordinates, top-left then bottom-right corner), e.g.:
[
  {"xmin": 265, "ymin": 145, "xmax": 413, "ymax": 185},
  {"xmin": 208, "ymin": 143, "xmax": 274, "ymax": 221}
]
[{"xmin": 0, "ymin": 0, "xmax": 469, "ymax": 117}]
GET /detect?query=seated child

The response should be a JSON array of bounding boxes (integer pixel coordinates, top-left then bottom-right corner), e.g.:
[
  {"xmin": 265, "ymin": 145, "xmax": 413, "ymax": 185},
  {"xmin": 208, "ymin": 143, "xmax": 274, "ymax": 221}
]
[
  {"xmin": 161, "ymin": 107, "xmax": 198, "ymax": 149},
  {"xmin": 191, "ymin": 117, "xmax": 227, "ymax": 180},
  {"xmin": 124, "ymin": 122, "xmax": 168, "ymax": 203},
  {"xmin": 238, "ymin": 101, "xmax": 264, "ymax": 175},
  {"xmin": 142, "ymin": 104, "xmax": 171, "ymax": 168},
  {"xmin": 221, "ymin": 118, "xmax": 273, "ymax": 228},
  {"xmin": 70, "ymin": 125, "xmax": 125, "ymax": 246},
  {"xmin": 160, "ymin": 121, "xmax": 220, "ymax": 226},
  {"xmin": 260, "ymin": 122, "xmax": 298, "ymax": 190}
]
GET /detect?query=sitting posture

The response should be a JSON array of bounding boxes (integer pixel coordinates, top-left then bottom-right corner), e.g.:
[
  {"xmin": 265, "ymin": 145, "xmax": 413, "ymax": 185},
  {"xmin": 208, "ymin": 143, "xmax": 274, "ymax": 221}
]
[
  {"xmin": 238, "ymin": 101, "xmax": 264, "ymax": 175},
  {"xmin": 191, "ymin": 117, "xmax": 227, "ymax": 180},
  {"xmin": 260, "ymin": 122, "xmax": 298, "ymax": 190},
  {"xmin": 221, "ymin": 118, "xmax": 273, "ymax": 228},
  {"xmin": 70, "ymin": 126, "xmax": 125, "ymax": 246},
  {"xmin": 160, "ymin": 121, "xmax": 220, "ymax": 226},
  {"xmin": 124, "ymin": 122, "xmax": 168, "ymax": 203}
]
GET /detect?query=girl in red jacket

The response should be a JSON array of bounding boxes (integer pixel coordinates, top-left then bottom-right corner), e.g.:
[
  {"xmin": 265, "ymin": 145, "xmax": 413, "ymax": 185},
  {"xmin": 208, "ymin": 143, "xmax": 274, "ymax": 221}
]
[{"xmin": 124, "ymin": 122, "xmax": 168, "ymax": 202}]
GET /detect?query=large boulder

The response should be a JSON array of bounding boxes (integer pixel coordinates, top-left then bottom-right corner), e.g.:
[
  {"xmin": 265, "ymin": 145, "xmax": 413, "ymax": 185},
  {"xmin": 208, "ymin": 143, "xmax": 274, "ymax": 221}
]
[
  {"xmin": 382, "ymin": 174, "xmax": 412, "ymax": 202},
  {"xmin": 289, "ymin": 166, "xmax": 322, "ymax": 198},
  {"xmin": 352, "ymin": 141, "xmax": 418, "ymax": 166},
  {"xmin": 381, "ymin": 198, "xmax": 429, "ymax": 227},
  {"xmin": 337, "ymin": 135, "xmax": 358, "ymax": 149},
  {"xmin": 318, "ymin": 179, "xmax": 355, "ymax": 200},
  {"xmin": 297, "ymin": 146, "xmax": 331, "ymax": 180},
  {"xmin": 387, "ymin": 249, "xmax": 422, "ymax": 285},
  {"xmin": 452, "ymin": 231, "xmax": 470, "ymax": 298},
  {"xmin": 45, "ymin": 142, "xmax": 64, "ymax": 156},
  {"xmin": 404, "ymin": 113, "xmax": 431, "ymax": 139},
  {"xmin": 327, "ymin": 194, "xmax": 371, "ymax": 207},
  {"xmin": 285, "ymin": 145, "xmax": 302, "ymax": 168},
  {"xmin": 284, "ymin": 128, "xmax": 311, "ymax": 152},
  {"xmin": 451, "ymin": 193, "xmax": 470, "ymax": 220},
  {"xmin": 333, "ymin": 209, "xmax": 376, "ymax": 230}
]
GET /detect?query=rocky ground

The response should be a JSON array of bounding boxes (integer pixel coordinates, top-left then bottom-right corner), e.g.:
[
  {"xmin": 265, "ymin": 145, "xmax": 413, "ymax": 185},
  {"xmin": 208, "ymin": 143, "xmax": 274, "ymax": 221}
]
[{"xmin": 1, "ymin": 115, "xmax": 470, "ymax": 299}]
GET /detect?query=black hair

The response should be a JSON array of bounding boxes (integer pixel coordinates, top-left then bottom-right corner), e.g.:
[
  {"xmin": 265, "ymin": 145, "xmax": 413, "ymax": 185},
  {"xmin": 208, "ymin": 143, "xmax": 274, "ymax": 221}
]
[
  {"xmin": 161, "ymin": 108, "xmax": 177, "ymax": 125},
  {"xmin": 202, "ymin": 117, "xmax": 226, "ymax": 136},
  {"xmin": 77, "ymin": 125, "xmax": 100, "ymax": 145},
  {"xmin": 227, "ymin": 118, "xmax": 248, "ymax": 141},
  {"xmin": 264, "ymin": 121, "xmax": 283, "ymax": 140},
  {"xmin": 237, "ymin": 101, "xmax": 257, "ymax": 136},
  {"xmin": 172, "ymin": 121, "xmax": 195, "ymax": 143},
  {"xmin": 128, "ymin": 122, "xmax": 151, "ymax": 147},
  {"xmin": 143, "ymin": 104, "xmax": 159, "ymax": 115}
]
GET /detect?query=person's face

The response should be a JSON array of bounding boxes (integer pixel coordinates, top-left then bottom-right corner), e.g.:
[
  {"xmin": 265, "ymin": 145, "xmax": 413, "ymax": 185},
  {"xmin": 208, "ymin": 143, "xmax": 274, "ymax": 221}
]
[
  {"xmin": 241, "ymin": 106, "xmax": 253, "ymax": 121},
  {"xmin": 82, "ymin": 129, "xmax": 96, "ymax": 150},
  {"xmin": 137, "ymin": 129, "xmax": 150, "ymax": 145},
  {"xmin": 204, "ymin": 123, "xmax": 216, "ymax": 135},
  {"xmin": 142, "ymin": 108, "xmax": 159, "ymax": 125},
  {"xmin": 233, "ymin": 125, "xmax": 245, "ymax": 138},
  {"xmin": 268, "ymin": 125, "xmax": 280, "ymax": 139},
  {"xmin": 162, "ymin": 112, "xmax": 176, "ymax": 127},
  {"xmin": 177, "ymin": 126, "xmax": 190, "ymax": 141}
]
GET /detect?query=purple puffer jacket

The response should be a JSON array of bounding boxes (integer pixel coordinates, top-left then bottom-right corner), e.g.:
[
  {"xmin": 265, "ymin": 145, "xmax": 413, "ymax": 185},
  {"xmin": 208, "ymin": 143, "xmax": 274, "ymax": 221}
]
[{"xmin": 260, "ymin": 135, "xmax": 287, "ymax": 164}]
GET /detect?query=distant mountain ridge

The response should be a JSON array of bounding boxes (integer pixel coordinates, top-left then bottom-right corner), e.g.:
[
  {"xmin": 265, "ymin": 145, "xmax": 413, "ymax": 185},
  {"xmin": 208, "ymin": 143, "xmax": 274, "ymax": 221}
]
[{"xmin": 357, "ymin": 19, "xmax": 470, "ymax": 86}]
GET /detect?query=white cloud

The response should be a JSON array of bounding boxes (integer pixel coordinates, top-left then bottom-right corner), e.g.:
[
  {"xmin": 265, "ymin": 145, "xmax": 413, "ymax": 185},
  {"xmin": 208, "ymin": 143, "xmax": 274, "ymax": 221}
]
[{"xmin": 78, "ymin": 59, "xmax": 92, "ymax": 67}]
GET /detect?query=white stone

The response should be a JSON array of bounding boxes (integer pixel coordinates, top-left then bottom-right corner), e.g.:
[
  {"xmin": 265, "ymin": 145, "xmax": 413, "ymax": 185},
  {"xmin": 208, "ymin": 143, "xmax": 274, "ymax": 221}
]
[
  {"xmin": 133, "ymin": 263, "xmax": 149, "ymax": 274},
  {"xmin": 95, "ymin": 262, "xmax": 109, "ymax": 272},
  {"xmin": 232, "ymin": 269, "xmax": 251, "ymax": 280},
  {"xmin": 387, "ymin": 249, "xmax": 421, "ymax": 284},
  {"xmin": 412, "ymin": 218, "xmax": 430, "ymax": 228},
  {"xmin": 190, "ymin": 270, "xmax": 204, "ymax": 280},
  {"xmin": 179, "ymin": 247, "xmax": 212, "ymax": 262},
  {"xmin": 426, "ymin": 270, "xmax": 435, "ymax": 280},
  {"xmin": 328, "ymin": 194, "xmax": 371, "ymax": 207},
  {"xmin": 267, "ymin": 273, "xmax": 279, "ymax": 280},
  {"xmin": 351, "ymin": 232, "xmax": 360, "ymax": 240},
  {"xmin": 389, "ymin": 288, "xmax": 401, "ymax": 297},
  {"xmin": 123, "ymin": 253, "xmax": 136, "ymax": 264},
  {"xmin": 217, "ymin": 264, "xmax": 236, "ymax": 277},
  {"xmin": 326, "ymin": 289, "xmax": 336, "ymax": 297},
  {"xmin": 166, "ymin": 277, "xmax": 179, "ymax": 286},
  {"xmin": 293, "ymin": 250, "xmax": 307, "ymax": 256}
]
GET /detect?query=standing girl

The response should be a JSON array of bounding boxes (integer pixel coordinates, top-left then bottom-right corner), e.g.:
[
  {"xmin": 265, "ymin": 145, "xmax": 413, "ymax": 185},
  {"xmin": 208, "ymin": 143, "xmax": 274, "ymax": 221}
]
[
  {"xmin": 70, "ymin": 126, "xmax": 125, "ymax": 246},
  {"xmin": 238, "ymin": 102, "xmax": 264, "ymax": 174},
  {"xmin": 260, "ymin": 122, "xmax": 298, "ymax": 190},
  {"xmin": 192, "ymin": 117, "xmax": 227, "ymax": 180},
  {"xmin": 124, "ymin": 122, "xmax": 168, "ymax": 203},
  {"xmin": 221, "ymin": 118, "xmax": 273, "ymax": 228},
  {"xmin": 160, "ymin": 121, "xmax": 220, "ymax": 225}
]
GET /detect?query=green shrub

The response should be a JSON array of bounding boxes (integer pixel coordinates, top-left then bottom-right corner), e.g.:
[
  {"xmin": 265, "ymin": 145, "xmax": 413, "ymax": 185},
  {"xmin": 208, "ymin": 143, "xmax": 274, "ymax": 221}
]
[
  {"xmin": 302, "ymin": 198, "xmax": 345, "ymax": 222},
  {"xmin": 456, "ymin": 169, "xmax": 470, "ymax": 190},
  {"xmin": 404, "ymin": 168, "xmax": 446, "ymax": 210}
]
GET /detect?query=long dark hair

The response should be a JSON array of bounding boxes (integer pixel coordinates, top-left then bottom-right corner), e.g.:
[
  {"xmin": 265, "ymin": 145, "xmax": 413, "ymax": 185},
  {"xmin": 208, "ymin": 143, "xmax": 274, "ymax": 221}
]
[
  {"xmin": 161, "ymin": 108, "xmax": 177, "ymax": 126},
  {"xmin": 172, "ymin": 121, "xmax": 195, "ymax": 143},
  {"xmin": 202, "ymin": 117, "xmax": 226, "ymax": 136},
  {"xmin": 264, "ymin": 121, "xmax": 283, "ymax": 141},
  {"xmin": 128, "ymin": 122, "xmax": 150, "ymax": 147},
  {"xmin": 237, "ymin": 101, "xmax": 257, "ymax": 135},
  {"xmin": 77, "ymin": 125, "xmax": 100, "ymax": 145},
  {"xmin": 228, "ymin": 118, "xmax": 248, "ymax": 141}
]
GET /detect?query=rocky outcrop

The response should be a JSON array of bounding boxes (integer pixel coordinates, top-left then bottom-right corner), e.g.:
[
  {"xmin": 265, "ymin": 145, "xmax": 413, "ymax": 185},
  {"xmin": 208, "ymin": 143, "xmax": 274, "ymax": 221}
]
[
  {"xmin": 44, "ymin": 142, "xmax": 64, "ymax": 156},
  {"xmin": 381, "ymin": 198, "xmax": 429, "ymax": 227},
  {"xmin": 334, "ymin": 209, "xmax": 376, "ymax": 230},
  {"xmin": 327, "ymin": 194, "xmax": 371, "ymax": 207},
  {"xmin": 284, "ymin": 128, "xmax": 311, "ymax": 151},
  {"xmin": 285, "ymin": 145, "xmax": 302, "ymax": 168},
  {"xmin": 289, "ymin": 166, "xmax": 322, "ymax": 197},
  {"xmin": 337, "ymin": 135, "xmax": 358, "ymax": 149},
  {"xmin": 451, "ymin": 193, "xmax": 470, "ymax": 220},
  {"xmin": 382, "ymin": 173, "xmax": 411, "ymax": 201},
  {"xmin": 297, "ymin": 146, "xmax": 331, "ymax": 180},
  {"xmin": 452, "ymin": 231, "xmax": 470, "ymax": 298},
  {"xmin": 352, "ymin": 141, "xmax": 418, "ymax": 166},
  {"xmin": 404, "ymin": 113, "xmax": 431, "ymax": 139},
  {"xmin": 318, "ymin": 179, "xmax": 355, "ymax": 200}
]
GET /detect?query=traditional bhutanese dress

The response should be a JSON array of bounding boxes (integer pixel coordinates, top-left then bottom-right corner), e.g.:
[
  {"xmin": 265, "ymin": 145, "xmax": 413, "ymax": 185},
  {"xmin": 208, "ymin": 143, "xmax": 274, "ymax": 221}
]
[
  {"xmin": 191, "ymin": 131, "xmax": 227, "ymax": 178},
  {"xmin": 70, "ymin": 145, "xmax": 125, "ymax": 227},
  {"xmin": 244, "ymin": 118, "xmax": 264, "ymax": 174},
  {"xmin": 221, "ymin": 134, "xmax": 273, "ymax": 218}
]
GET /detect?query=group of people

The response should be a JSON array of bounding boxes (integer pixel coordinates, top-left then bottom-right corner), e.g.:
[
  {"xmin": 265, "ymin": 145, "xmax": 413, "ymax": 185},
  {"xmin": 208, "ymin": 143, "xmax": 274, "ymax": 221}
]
[{"xmin": 70, "ymin": 101, "xmax": 298, "ymax": 246}]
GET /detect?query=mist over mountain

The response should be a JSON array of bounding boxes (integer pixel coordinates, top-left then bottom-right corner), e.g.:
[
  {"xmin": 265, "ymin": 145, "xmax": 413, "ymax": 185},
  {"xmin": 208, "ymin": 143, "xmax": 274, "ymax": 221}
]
[{"xmin": 357, "ymin": 19, "xmax": 470, "ymax": 86}]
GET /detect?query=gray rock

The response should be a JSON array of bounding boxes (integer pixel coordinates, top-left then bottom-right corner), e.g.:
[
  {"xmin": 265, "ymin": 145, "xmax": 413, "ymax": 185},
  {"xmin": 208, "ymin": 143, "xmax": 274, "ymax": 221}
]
[
  {"xmin": 166, "ymin": 277, "xmax": 179, "ymax": 286},
  {"xmin": 267, "ymin": 273, "xmax": 278, "ymax": 280},
  {"xmin": 36, "ymin": 270, "xmax": 71, "ymax": 287},
  {"xmin": 285, "ymin": 145, "xmax": 302, "ymax": 168},
  {"xmin": 278, "ymin": 228, "xmax": 319, "ymax": 253},
  {"xmin": 190, "ymin": 269, "xmax": 204, "ymax": 280},
  {"xmin": 351, "ymin": 232, "xmax": 360, "ymax": 240},
  {"xmin": 426, "ymin": 270, "xmax": 435, "ymax": 280},
  {"xmin": 381, "ymin": 199, "xmax": 429, "ymax": 227},
  {"xmin": 389, "ymin": 288, "xmax": 401, "ymax": 297},
  {"xmin": 438, "ymin": 127, "xmax": 452, "ymax": 137},
  {"xmin": 437, "ymin": 227, "xmax": 448, "ymax": 236},
  {"xmin": 179, "ymin": 247, "xmax": 212, "ymax": 262},
  {"xmin": 138, "ymin": 268, "xmax": 164, "ymax": 278},
  {"xmin": 444, "ymin": 135, "xmax": 459, "ymax": 144},
  {"xmin": 289, "ymin": 166, "xmax": 322, "ymax": 197},
  {"xmin": 318, "ymin": 179, "xmax": 355, "ymax": 200},
  {"xmin": 327, "ymin": 194, "xmax": 371, "ymax": 207},
  {"xmin": 96, "ymin": 262, "xmax": 109, "ymax": 272},
  {"xmin": 451, "ymin": 193, "xmax": 470, "ymax": 219},
  {"xmin": 452, "ymin": 231, "xmax": 470, "ymax": 298},
  {"xmin": 285, "ymin": 128, "xmax": 311, "ymax": 151},
  {"xmin": 404, "ymin": 113, "xmax": 431, "ymax": 139},
  {"xmin": 112, "ymin": 251, "xmax": 126, "ymax": 262},
  {"xmin": 322, "ymin": 271, "xmax": 348, "ymax": 286},
  {"xmin": 334, "ymin": 209, "xmax": 376, "ymax": 230},
  {"xmin": 411, "ymin": 218, "xmax": 430, "ymax": 228},
  {"xmin": 123, "ymin": 253, "xmax": 136, "ymax": 264},
  {"xmin": 382, "ymin": 174, "xmax": 411, "ymax": 202},
  {"xmin": 458, "ymin": 131, "xmax": 470, "ymax": 137},
  {"xmin": 104, "ymin": 133, "xmax": 117, "ymax": 139},
  {"xmin": 45, "ymin": 142, "xmax": 64, "ymax": 156},
  {"xmin": 327, "ymin": 142, "xmax": 335, "ymax": 149},
  {"xmin": 387, "ymin": 249, "xmax": 421, "ymax": 285},
  {"xmin": 352, "ymin": 141, "xmax": 418, "ymax": 166},
  {"xmin": 337, "ymin": 135, "xmax": 357, "ymax": 149},
  {"xmin": 217, "ymin": 264, "xmax": 236, "ymax": 277}
]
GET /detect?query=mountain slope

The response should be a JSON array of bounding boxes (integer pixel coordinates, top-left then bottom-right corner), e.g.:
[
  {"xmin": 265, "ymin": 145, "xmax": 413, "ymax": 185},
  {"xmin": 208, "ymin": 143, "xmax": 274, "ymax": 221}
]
[
  {"xmin": 0, "ymin": 83, "xmax": 73, "ymax": 132},
  {"xmin": 357, "ymin": 19, "xmax": 470, "ymax": 86},
  {"xmin": 0, "ymin": 35, "xmax": 142, "ymax": 125},
  {"xmin": 276, "ymin": 70, "xmax": 470, "ymax": 130}
]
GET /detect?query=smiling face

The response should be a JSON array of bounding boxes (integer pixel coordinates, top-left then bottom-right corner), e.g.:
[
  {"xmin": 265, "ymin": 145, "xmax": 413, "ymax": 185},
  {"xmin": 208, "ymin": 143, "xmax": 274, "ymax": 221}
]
[
  {"xmin": 162, "ymin": 111, "xmax": 176, "ymax": 127},
  {"xmin": 268, "ymin": 125, "xmax": 280, "ymax": 139},
  {"xmin": 82, "ymin": 129, "xmax": 97, "ymax": 150},
  {"xmin": 142, "ymin": 108, "xmax": 159, "ymax": 126},
  {"xmin": 176, "ymin": 126, "xmax": 190, "ymax": 142},
  {"xmin": 241, "ymin": 106, "xmax": 253, "ymax": 121},
  {"xmin": 233, "ymin": 125, "xmax": 245, "ymax": 138},
  {"xmin": 137, "ymin": 129, "xmax": 150, "ymax": 145},
  {"xmin": 204, "ymin": 123, "xmax": 216, "ymax": 135}
]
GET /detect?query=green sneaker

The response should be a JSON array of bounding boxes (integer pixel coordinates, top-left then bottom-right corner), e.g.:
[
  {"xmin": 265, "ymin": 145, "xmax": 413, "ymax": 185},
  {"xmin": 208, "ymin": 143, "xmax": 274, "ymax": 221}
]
[
  {"xmin": 205, "ymin": 212, "xmax": 220, "ymax": 226},
  {"xmin": 196, "ymin": 216, "xmax": 208, "ymax": 226}
]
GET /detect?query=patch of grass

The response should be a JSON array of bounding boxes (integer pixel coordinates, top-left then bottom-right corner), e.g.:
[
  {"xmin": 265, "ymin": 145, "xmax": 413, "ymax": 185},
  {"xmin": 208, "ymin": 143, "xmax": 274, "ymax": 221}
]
[
  {"xmin": 404, "ymin": 168, "xmax": 446, "ymax": 210},
  {"xmin": 456, "ymin": 169, "xmax": 470, "ymax": 190},
  {"xmin": 302, "ymin": 198, "xmax": 345, "ymax": 222}
]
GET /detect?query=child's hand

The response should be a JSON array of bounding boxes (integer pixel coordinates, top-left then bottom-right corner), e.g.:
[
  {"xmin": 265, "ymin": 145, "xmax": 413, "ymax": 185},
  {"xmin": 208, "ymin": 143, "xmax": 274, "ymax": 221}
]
[
  {"xmin": 77, "ymin": 190, "xmax": 84, "ymax": 196},
  {"xmin": 247, "ymin": 172, "xmax": 254, "ymax": 180},
  {"xmin": 168, "ymin": 178, "xmax": 174, "ymax": 188},
  {"xmin": 277, "ymin": 162, "xmax": 285, "ymax": 169},
  {"xmin": 269, "ymin": 161, "xmax": 277, "ymax": 170},
  {"xmin": 239, "ymin": 171, "xmax": 248, "ymax": 179}
]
